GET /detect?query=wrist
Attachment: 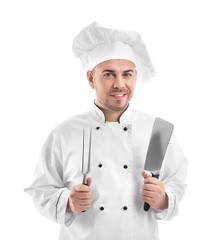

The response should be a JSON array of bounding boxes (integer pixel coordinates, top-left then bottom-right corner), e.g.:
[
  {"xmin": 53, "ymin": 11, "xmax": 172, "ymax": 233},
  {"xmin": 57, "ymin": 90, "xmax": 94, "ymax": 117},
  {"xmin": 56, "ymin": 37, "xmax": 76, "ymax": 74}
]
[
  {"xmin": 66, "ymin": 200, "xmax": 72, "ymax": 212},
  {"xmin": 160, "ymin": 193, "xmax": 169, "ymax": 209}
]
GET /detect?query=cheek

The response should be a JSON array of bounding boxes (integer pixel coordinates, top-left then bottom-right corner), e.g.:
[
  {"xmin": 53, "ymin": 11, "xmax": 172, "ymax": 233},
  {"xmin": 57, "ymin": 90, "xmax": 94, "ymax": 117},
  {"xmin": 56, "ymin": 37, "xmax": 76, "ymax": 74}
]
[
  {"xmin": 97, "ymin": 82, "xmax": 110, "ymax": 93},
  {"xmin": 127, "ymin": 82, "xmax": 136, "ymax": 93},
  {"xmin": 94, "ymin": 83, "xmax": 108, "ymax": 98}
]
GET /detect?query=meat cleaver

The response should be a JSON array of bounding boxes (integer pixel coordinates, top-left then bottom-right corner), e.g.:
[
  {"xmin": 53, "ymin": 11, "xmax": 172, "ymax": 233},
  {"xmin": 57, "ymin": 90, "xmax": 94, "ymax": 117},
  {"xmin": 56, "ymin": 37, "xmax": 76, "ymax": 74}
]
[{"xmin": 143, "ymin": 117, "xmax": 174, "ymax": 211}]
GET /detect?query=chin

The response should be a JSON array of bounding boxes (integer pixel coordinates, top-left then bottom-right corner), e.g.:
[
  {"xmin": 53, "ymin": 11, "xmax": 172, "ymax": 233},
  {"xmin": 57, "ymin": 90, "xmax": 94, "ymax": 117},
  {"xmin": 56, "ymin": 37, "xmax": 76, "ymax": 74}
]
[{"xmin": 108, "ymin": 103, "xmax": 129, "ymax": 112}]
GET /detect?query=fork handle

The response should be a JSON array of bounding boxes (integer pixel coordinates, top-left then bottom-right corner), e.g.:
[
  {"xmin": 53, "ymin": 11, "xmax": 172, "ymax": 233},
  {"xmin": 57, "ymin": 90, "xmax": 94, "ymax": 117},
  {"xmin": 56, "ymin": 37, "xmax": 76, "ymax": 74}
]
[
  {"xmin": 82, "ymin": 174, "xmax": 87, "ymax": 185},
  {"xmin": 81, "ymin": 182, "xmax": 88, "ymax": 212}
]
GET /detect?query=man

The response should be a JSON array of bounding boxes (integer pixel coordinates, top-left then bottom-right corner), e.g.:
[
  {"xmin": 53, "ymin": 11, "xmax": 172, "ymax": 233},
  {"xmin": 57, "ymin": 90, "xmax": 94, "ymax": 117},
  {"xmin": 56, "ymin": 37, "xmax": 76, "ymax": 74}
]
[{"xmin": 25, "ymin": 22, "xmax": 187, "ymax": 240}]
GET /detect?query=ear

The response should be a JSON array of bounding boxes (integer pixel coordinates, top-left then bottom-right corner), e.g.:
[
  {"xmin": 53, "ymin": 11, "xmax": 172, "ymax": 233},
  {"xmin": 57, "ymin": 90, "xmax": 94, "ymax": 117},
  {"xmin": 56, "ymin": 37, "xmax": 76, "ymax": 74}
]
[
  {"xmin": 87, "ymin": 70, "xmax": 95, "ymax": 89},
  {"xmin": 135, "ymin": 70, "xmax": 137, "ymax": 83}
]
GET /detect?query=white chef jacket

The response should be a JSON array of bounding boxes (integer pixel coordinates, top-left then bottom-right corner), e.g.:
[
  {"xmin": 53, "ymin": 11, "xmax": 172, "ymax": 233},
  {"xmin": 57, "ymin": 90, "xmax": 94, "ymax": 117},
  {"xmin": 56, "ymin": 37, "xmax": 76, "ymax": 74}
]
[{"xmin": 25, "ymin": 103, "xmax": 187, "ymax": 240}]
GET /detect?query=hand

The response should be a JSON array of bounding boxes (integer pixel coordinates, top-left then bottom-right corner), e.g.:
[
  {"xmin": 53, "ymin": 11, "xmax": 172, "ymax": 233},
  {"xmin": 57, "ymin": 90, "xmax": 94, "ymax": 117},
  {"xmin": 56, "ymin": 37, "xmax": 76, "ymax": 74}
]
[
  {"xmin": 66, "ymin": 177, "xmax": 92, "ymax": 213},
  {"xmin": 142, "ymin": 171, "xmax": 168, "ymax": 210}
]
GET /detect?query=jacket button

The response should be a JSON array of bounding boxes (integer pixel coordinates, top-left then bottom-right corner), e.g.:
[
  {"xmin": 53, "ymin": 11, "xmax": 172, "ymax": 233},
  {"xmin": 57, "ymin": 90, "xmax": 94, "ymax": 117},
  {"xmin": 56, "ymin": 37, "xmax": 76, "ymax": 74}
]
[
  {"xmin": 98, "ymin": 163, "xmax": 103, "ymax": 168},
  {"xmin": 123, "ymin": 165, "xmax": 128, "ymax": 169},
  {"xmin": 96, "ymin": 126, "xmax": 100, "ymax": 130},
  {"xmin": 100, "ymin": 206, "xmax": 104, "ymax": 211},
  {"xmin": 123, "ymin": 206, "xmax": 128, "ymax": 210},
  {"xmin": 123, "ymin": 127, "xmax": 128, "ymax": 131}
]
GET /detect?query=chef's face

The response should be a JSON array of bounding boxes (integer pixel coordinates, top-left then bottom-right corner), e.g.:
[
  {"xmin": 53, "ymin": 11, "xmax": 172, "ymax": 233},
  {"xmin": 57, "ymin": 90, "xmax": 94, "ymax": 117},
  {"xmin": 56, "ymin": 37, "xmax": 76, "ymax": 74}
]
[{"xmin": 87, "ymin": 59, "xmax": 137, "ymax": 113}]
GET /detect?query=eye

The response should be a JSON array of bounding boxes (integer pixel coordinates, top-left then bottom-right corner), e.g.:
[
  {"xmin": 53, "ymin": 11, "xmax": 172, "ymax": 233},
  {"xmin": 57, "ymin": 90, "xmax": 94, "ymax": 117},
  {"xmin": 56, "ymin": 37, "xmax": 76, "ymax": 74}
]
[
  {"xmin": 124, "ymin": 73, "xmax": 133, "ymax": 77},
  {"xmin": 104, "ymin": 73, "xmax": 113, "ymax": 77}
]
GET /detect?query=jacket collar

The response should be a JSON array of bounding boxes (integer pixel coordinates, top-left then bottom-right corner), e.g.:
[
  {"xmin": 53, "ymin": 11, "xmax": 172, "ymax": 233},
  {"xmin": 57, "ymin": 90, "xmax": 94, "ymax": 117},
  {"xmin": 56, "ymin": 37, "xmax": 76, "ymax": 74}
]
[{"xmin": 91, "ymin": 101, "xmax": 133, "ymax": 124}]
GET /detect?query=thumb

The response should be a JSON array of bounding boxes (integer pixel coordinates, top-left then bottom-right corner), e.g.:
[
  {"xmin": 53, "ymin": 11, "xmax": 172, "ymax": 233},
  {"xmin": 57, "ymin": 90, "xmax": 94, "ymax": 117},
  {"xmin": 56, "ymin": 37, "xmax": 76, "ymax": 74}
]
[
  {"xmin": 142, "ymin": 171, "xmax": 151, "ymax": 179},
  {"xmin": 87, "ymin": 177, "xmax": 92, "ymax": 186}
]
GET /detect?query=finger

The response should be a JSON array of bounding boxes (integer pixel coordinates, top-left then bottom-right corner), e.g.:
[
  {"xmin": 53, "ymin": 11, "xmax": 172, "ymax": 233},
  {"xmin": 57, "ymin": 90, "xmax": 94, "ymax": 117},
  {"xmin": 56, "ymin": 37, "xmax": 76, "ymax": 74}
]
[
  {"xmin": 87, "ymin": 177, "xmax": 92, "ymax": 186},
  {"xmin": 70, "ymin": 197, "xmax": 92, "ymax": 207},
  {"xmin": 77, "ymin": 198, "xmax": 92, "ymax": 206},
  {"xmin": 144, "ymin": 177, "xmax": 158, "ymax": 185},
  {"xmin": 69, "ymin": 199, "xmax": 91, "ymax": 213},
  {"xmin": 142, "ymin": 192, "xmax": 153, "ymax": 199},
  {"xmin": 73, "ymin": 184, "xmax": 91, "ymax": 192},
  {"xmin": 142, "ymin": 171, "xmax": 151, "ymax": 179},
  {"xmin": 142, "ymin": 189, "xmax": 153, "ymax": 198},
  {"xmin": 75, "ymin": 192, "xmax": 92, "ymax": 200},
  {"xmin": 80, "ymin": 201, "xmax": 92, "ymax": 207},
  {"xmin": 77, "ymin": 201, "xmax": 92, "ymax": 211},
  {"xmin": 142, "ymin": 195, "xmax": 153, "ymax": 204},
  {"xmin": 80, "ymin": 204, "xmax": 91, "ymax": 211},
  {"xmin": 142, "ymin": 191, "xmax": 152, "ymax": 200},
  {"xmin": 74, "ymin": 204, "xmax": 91, "ymax": 213},
  {"xmin": 142, "ymin": 187, "xmax": 155, "ymax": 197},
  {"xmin": 143, "ymin": 183, "xmax": 157, "ymax": 191}
]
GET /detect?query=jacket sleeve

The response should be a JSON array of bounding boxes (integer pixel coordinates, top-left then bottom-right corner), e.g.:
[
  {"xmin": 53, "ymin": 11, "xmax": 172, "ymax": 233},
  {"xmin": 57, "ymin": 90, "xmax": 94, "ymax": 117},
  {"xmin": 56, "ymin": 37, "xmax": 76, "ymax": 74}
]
[
  {"xmin": 24, "ymin": 130, "xmax": 75, "ymax": 227},
  {"xmin": 151, "ymin": 135, "xmax": 188, "ymax": 221}
]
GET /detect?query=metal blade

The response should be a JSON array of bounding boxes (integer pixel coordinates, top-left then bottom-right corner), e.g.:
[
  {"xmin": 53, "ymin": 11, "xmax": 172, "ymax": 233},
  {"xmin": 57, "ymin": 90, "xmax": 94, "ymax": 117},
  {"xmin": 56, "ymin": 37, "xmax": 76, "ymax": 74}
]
[{"xmin": 144, "ymin": 118, "xmax": 174, "ymax": 173}]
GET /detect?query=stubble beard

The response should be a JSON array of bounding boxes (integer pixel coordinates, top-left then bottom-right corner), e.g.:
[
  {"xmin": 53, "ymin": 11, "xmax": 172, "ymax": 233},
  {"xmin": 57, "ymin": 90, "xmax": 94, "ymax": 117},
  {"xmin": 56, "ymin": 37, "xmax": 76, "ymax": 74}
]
[
  {"xmin": 98, "ymin": 98, "xmax": 129, "ymax": 112},
  {"xmin": 96, "ymin": 89, "xmax": 131, "ymax": 112}
]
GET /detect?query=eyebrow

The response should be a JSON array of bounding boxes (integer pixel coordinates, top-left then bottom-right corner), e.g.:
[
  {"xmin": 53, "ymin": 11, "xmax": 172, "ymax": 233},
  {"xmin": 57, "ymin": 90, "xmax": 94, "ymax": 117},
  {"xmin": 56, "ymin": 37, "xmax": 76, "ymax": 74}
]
[
  {"xmin": 102, "ymin": 69, "xmax": 134, "ymax": 73},
  {"xmin": 124, "ymin": 69, "xmax": 134, "ymax": 73}
]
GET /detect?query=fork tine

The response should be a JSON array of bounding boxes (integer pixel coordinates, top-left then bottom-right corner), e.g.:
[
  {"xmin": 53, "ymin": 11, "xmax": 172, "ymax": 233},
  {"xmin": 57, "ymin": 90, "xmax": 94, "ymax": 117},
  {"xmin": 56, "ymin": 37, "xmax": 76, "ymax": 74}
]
[
  {"xmin": 82, "ymin": 128, "xmax": 85, "ymax": 173},
  {"xmin": 87, "ymin": 128, "xmax": 92, "ymax": 173}
]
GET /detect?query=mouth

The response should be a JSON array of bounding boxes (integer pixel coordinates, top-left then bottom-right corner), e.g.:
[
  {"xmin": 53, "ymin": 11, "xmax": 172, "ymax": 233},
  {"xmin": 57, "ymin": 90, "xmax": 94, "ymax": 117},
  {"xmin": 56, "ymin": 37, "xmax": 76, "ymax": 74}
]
[{"xmin": 110, "ymin": 93, "xmax": 127, "ymax": 100}]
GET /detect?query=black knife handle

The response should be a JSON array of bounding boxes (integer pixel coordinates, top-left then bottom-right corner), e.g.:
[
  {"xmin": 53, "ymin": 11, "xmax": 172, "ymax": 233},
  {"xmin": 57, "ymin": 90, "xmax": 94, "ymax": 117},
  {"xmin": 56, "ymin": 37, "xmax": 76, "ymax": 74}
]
[
  {"xmin": 144, "ymin": 202, "xmax": 151, "ymax": 211},
  {"xmin": 143, "ymin": 173, "xmax": 160, "ymax": 211}
]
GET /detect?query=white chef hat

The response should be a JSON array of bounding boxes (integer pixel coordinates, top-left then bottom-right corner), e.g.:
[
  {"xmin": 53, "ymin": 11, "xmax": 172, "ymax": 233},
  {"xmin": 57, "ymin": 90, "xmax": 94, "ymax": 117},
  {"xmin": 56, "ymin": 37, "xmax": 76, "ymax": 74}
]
[{"xmin": 72, "ymin": 22, "xmax": 156, "ymax": 83}]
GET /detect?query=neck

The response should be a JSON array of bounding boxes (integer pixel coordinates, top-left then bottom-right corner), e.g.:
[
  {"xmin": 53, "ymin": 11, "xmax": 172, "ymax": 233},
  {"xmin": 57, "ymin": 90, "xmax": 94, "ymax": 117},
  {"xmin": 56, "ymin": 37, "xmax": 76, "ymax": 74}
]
[{"xmin": 103, "ymin": 109, "xmax": 124, "ymax": 122}]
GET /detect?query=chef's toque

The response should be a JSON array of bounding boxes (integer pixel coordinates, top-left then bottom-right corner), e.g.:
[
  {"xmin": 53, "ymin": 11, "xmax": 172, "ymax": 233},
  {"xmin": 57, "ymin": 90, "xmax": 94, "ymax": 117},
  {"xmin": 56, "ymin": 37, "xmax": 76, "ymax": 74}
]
[{"xmin": 72, "ymin": 22, "xmax": 156, "ymax": 83}]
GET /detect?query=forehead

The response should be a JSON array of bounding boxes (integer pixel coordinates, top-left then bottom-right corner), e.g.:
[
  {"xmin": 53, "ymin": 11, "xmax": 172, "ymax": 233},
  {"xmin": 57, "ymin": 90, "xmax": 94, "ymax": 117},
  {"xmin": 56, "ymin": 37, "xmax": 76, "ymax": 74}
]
[{"xmin": 94, "ymin": 59, "xmax": 136, "ymax": 72}]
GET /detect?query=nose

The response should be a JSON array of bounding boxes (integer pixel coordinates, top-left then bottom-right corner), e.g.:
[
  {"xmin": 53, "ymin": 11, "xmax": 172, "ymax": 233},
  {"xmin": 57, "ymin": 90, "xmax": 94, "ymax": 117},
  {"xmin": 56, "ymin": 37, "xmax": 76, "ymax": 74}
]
[{"xmin": 113, "ymin": 75, "xmax": 125, "ymax": 89}]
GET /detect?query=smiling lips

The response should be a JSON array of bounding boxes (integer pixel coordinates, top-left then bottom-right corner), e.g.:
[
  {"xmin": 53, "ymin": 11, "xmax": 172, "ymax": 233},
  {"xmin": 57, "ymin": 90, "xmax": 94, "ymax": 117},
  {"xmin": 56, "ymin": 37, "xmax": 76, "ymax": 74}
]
[{"xmin": 110, "ymin": 92, "xmax": 127, "ymax": 100}]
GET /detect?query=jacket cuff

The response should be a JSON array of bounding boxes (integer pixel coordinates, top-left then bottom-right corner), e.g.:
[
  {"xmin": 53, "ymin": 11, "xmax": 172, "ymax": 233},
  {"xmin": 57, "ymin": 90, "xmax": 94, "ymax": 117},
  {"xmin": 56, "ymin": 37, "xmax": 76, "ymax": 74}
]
[
  {"xmin": 151, "ymin": 189, "xmax": 176, "ymax": 220},
  {"xmin": 56, "ymin": 189, "xmax": 76, "ymax": 227}
]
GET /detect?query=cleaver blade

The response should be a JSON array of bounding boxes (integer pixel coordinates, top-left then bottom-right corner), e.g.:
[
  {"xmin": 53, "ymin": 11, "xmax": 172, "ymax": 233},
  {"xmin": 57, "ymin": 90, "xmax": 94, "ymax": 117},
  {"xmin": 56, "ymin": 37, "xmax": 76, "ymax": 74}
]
[{"xmin": 144, "ymin": 117, "xmax": 174, "ymax": 211}]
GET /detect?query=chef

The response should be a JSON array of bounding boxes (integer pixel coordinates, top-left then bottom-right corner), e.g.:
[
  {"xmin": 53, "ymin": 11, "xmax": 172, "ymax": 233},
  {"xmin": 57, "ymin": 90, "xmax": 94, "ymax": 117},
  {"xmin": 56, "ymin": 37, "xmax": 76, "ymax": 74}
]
[{"xmin": 25, "ymin": 22, "xmax": 188, "ymax": 240}]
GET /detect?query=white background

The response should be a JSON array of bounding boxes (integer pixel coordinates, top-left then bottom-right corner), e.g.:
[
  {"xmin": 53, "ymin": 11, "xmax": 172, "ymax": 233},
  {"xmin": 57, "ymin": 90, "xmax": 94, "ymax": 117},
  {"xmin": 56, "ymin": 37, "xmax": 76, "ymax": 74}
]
[{"xmin": 0, "ymin": 0, "xmax": 214, "ymax": 239}]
